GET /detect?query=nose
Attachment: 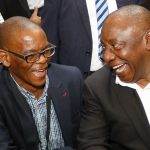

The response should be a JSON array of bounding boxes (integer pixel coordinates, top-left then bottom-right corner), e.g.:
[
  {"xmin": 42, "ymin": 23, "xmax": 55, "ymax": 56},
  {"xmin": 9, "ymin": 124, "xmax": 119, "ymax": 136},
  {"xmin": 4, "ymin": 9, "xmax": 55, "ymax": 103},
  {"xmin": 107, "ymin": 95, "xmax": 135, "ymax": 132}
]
[
  {"xmin": 103, "ymin": 49, "xmax": 116, "ymax": 64},
  {"xmin": 37, "ymin": 53, "xmax": 48, "ymax": 63}
]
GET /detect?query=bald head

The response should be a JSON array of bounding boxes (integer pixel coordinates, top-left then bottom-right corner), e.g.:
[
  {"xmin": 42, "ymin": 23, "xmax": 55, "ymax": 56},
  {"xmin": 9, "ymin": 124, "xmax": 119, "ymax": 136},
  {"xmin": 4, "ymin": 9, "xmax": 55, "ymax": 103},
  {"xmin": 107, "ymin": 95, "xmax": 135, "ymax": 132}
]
[
  {"xmin": 103, "ymin": 5, "xmax": 150, "ymax": 35},
  {"xmin": 111, "ymin": 4, "xmax": 150, "ymax": 17},
  {"xmin": 0, "ymin": 16, "xmax": 45, "ymax": 49}
]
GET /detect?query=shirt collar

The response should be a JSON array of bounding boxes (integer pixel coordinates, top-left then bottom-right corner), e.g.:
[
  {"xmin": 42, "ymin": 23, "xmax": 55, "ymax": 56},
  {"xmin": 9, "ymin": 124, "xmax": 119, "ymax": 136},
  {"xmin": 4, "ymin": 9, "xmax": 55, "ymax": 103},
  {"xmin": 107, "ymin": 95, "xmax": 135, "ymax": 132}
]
[
  {"xmin": 115, "ymin": 76, "xmax": 150, "ymax": 90},
  {"xmin": 11, "ymin": 74, "xmax": 49, "ymax": 100}
]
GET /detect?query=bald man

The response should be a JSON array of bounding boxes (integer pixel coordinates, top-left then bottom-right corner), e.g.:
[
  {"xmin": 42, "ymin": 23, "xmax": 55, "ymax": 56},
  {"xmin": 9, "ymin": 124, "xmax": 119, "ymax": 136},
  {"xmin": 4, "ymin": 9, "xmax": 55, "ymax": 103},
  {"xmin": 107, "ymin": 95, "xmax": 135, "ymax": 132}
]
[
  {"xmin": 78, "ymin": 5, "xmax": 150, "ymax": 150},
  {"xmin": 0, "ymin": 16, "xmax": 83, "ymax": 150}
]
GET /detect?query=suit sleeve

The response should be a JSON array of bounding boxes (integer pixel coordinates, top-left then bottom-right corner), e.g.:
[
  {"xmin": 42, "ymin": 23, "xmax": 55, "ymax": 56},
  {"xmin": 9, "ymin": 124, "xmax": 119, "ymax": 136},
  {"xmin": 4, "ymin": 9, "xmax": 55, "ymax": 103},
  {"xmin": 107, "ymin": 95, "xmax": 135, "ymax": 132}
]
[
  {"xmin": 0, "ymin": 109, "xmax": 18, "ymax": 149},
  {"xmin": 77, "ymin": 82, "xmax": 110, "ymax": 150}
]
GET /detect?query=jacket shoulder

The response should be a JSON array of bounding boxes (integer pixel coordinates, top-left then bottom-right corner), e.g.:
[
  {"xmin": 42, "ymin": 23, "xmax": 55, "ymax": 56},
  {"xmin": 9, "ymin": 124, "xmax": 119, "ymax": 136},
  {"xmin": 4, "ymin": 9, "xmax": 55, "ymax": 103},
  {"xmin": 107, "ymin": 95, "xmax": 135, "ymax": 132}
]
[
  {"xmin": 85, "ymin": 65, "xmax": 115, "ymax": 88},
  {"xmin": 48, "ymin": 63, "xmax": 83, "ymax": 80}
]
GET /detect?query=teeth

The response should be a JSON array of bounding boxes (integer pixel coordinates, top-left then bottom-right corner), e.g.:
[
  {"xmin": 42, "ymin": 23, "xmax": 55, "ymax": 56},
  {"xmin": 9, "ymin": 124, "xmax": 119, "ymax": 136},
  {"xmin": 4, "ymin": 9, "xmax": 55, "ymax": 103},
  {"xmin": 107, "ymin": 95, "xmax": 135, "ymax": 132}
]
[
  {"xmin": 113, "ymin": 64, "xmax": 124, "ymax": 70},
  {"xmin": 35, "ymin": 69, "xmax": 44, "ymax": 72}
]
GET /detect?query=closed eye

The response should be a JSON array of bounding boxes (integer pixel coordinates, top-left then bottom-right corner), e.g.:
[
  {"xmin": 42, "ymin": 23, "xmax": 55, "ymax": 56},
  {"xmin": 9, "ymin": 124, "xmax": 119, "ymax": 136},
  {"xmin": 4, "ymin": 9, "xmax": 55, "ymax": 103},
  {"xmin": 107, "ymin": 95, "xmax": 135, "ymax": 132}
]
[{"xmin": 111, "ymin": 42, "xmax": 125, "ymax": 50}]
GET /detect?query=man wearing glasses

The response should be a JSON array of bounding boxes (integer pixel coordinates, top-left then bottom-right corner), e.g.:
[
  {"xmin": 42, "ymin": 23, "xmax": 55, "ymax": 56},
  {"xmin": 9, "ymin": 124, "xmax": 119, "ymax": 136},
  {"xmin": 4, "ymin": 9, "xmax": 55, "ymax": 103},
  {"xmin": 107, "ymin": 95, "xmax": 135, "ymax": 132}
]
[{"xmin": 0, "ymin": 16, "xmax": 83, "ymax": 150}]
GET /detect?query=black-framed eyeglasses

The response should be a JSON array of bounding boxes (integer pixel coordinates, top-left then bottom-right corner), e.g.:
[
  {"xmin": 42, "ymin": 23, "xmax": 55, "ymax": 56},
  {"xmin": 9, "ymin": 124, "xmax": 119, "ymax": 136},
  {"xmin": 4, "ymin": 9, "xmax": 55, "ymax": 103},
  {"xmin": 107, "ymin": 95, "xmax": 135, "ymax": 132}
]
[{"xmin": 2, "ymin": 44, "xmax": 56, "ymax": 63}]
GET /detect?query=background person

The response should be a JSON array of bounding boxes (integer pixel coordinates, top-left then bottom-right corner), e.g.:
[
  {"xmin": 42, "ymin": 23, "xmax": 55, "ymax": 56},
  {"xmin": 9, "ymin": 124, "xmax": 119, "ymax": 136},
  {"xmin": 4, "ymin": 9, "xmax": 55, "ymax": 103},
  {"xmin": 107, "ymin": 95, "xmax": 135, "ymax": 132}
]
[
  {"xmin": 0, "ymin": 0, "xmax": 43, "ymax": 24},
  {"xmin": 42, "ymin": 0, "xmax": 148, "ymax": 78}
]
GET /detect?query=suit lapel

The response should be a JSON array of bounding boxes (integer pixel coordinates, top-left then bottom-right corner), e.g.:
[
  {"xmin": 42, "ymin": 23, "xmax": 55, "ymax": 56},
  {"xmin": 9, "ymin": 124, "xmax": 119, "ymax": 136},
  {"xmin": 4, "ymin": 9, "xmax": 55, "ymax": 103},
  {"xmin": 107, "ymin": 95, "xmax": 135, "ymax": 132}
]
[
  {"xmin": 75, "ymin": 0, "xmax": 92, "ymax": 41},
  {"xmin": 8, "ymin": 76, "xmax": 39, "ymax": 146},
  {"xmin": 48, "ymin": 74, "xmax": 72, "ymax": 145},
  {"xmin": 18, "ymin": 0, "xmax": 31, "ymax": 16},
  {"xmin": 114, "ymin": 83, "xmax": 150, "ymax": 148}
]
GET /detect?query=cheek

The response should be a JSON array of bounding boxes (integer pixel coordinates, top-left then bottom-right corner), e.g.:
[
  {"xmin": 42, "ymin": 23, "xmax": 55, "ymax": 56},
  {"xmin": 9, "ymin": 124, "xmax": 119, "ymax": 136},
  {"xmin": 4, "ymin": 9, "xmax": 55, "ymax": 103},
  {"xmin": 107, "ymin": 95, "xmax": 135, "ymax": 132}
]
[
  {"xmin": 10, "ymin": 60, "xmax": 32, "ymax": 79},
  {"xmin": 117, "ymin": 64, "xmax": 135, "ymax": 82},
  {"xmin": 116, "ymin": 49, "xmax": 137, "ymax": 82},
  {"xmin": 119, "ymin": 52, "xmax": 144, "ymax": 82},
  {"xmin": 16, "ymin": 61, "xmax": 31, "ymax": 72}
]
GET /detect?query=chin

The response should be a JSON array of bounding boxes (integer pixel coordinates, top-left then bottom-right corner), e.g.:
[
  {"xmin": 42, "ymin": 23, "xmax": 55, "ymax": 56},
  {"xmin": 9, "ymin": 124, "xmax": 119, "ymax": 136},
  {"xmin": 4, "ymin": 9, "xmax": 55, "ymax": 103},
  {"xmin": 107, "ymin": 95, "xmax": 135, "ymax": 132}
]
[
  {"xmin": 118, "ymin": 75, "xmax": 133, "ymax": 83},
  {"xmin": 33, "ymin": 80, "xmax": 46, "ymax": 88}
]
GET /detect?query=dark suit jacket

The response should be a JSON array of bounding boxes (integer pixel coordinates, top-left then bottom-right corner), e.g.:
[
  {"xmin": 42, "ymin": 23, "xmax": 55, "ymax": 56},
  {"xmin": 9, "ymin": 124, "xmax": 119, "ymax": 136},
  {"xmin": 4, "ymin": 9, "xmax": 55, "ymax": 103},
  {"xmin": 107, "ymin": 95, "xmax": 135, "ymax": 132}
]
[
  {"xmin": 139, "ymin": 0, "xmax": 150, "ymax": 10},
  {"xmin": 0, "ymin": 63, "xmax": 83, "ymax": 150},
  {"xmin": 77, "ymin": 65, "xmax": 150, "ymax": 150},
  {"xmin": 0, "ymin": 0, "xmax": 31, "ymax": 20},
  {"xmin": 42, "ymin": 0, "xmax": 144, "ymax": 78}
]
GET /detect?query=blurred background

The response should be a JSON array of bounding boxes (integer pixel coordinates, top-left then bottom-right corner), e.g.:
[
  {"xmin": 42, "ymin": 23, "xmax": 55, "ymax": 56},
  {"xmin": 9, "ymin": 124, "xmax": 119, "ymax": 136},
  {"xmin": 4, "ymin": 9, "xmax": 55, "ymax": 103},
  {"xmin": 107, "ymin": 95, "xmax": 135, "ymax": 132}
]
[{"xmin": 0, "ymin": 13, "xmax": 4, "ymax": 23}]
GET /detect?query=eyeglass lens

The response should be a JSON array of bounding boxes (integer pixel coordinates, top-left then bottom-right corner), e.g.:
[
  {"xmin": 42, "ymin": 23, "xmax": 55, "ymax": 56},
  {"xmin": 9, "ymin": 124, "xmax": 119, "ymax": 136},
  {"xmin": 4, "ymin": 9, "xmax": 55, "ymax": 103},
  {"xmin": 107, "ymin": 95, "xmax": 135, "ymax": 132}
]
[{"xmin": 26, "ymin": 47, "xmax": 55, "ymax": 63}]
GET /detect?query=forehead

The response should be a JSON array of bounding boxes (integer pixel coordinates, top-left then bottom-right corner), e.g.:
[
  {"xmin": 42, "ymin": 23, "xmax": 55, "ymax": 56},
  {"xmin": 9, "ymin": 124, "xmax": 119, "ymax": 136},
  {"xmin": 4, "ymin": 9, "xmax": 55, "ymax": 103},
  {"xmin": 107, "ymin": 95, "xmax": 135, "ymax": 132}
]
[
  {"xmin": 12, "ymin": 29, "xmax": 48, "ymax": 53},
  {"xmin": 101, "ymin": 18, "xmax": 138, "ymax": 43},
  {"xmin": 102, "ymin": 26, "xmax": 133, "ymax": 42}
]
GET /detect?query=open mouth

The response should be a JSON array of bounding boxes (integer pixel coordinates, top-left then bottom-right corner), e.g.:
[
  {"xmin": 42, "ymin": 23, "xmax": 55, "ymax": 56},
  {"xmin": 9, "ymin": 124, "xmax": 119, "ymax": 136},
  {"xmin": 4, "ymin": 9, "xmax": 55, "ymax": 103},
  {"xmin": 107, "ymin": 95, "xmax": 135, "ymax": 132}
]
[
  {"xmin": 113, "ymin": 63, "xmax": 127, "ymax": 74},
  {"xmin": 32, "ymin": 69, "xmax": 47, "ymax": 78}
]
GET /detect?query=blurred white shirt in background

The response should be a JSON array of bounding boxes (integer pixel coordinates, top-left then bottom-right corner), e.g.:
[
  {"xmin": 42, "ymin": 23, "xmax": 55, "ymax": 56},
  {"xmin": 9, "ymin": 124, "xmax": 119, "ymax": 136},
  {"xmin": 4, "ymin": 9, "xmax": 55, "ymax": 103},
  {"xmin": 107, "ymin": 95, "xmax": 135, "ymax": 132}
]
[{"xmin": 0, "ymin": 13, "xmax": 4, "ymax": 23}]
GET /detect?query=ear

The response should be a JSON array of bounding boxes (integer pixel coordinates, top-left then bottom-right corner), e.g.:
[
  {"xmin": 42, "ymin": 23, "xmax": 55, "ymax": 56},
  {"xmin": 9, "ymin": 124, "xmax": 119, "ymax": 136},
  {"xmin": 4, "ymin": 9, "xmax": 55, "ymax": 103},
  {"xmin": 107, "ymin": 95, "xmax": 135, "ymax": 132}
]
[
  {"xmin": 0, "ymin": 49, "xmax": 11, "ymax": 67},
  {"xmin": 144, "ymin": 30, "xmax": 150, "ymax": 50}
]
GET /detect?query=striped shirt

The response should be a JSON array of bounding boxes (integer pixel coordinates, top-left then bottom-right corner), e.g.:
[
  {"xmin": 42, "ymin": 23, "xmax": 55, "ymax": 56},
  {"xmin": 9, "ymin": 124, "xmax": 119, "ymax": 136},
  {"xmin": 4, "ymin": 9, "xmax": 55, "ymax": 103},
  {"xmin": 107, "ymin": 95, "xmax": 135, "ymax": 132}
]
[{"xmin": 12, "ymin": 75, "xmax": 64, "ymax": 150}]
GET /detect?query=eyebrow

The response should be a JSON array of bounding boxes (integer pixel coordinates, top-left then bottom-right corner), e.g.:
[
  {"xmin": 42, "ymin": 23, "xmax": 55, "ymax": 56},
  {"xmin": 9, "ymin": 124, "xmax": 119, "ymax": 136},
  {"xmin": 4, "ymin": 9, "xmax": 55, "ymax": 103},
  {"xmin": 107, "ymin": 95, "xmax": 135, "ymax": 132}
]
[{"xmin": 24, "ymin": 43, "xmax": 52, "ymax": 55}]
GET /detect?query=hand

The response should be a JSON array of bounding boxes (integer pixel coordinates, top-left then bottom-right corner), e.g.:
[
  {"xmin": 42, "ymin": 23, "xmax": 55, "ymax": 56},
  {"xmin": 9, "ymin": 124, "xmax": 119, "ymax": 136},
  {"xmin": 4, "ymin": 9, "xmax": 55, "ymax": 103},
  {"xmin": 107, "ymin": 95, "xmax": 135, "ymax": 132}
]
[{"xmin": 30, "ymin": 7, "xmax": 41, "ymax": 25}]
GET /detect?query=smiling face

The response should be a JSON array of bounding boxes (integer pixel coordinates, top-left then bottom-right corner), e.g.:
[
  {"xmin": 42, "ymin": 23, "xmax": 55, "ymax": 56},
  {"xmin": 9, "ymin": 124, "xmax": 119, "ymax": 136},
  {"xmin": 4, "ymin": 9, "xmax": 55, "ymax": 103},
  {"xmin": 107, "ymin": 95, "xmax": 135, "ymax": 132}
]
[
  {"xmin": 7, "ymin": 25, "xmax": 49, "ymax": 93},
  {"xmin": 101, "ymin": 15, "xmax": 150, "ymax": 85}
]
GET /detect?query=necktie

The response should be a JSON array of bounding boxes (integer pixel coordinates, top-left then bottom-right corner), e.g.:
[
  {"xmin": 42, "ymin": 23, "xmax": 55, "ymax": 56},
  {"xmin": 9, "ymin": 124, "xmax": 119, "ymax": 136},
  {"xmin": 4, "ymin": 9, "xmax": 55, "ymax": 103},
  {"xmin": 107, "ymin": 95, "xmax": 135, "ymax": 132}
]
[{"xmin": 95, "ymin": 0, "xmax": 109, "ymax": 60}]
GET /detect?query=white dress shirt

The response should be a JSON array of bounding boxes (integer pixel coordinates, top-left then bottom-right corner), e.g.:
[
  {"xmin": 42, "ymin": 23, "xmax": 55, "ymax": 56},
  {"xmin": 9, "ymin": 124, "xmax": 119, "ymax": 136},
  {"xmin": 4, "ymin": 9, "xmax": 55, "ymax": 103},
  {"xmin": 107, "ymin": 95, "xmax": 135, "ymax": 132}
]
[
  {"xmin": 116, "ymin": 76, "xmax": 150, "ymax": 125},
  {"xmin": 0, "ymin": 13, "xmax": 4, "ymax": 23},
  {"xmin": 27, "ymin": 0, "xmax": 44, "ymax": 10},
  {"xmin": 86, "ymin": 0, "xmax": 117, "ymax": 71}
]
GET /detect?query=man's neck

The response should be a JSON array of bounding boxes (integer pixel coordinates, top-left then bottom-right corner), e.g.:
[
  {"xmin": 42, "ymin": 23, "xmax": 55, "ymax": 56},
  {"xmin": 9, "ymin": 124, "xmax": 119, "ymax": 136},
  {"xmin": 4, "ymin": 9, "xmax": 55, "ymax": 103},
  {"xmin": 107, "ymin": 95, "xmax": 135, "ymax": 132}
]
[{"xmin": 10, "ymin": 73, "xmax": 48, "ymax": 100}]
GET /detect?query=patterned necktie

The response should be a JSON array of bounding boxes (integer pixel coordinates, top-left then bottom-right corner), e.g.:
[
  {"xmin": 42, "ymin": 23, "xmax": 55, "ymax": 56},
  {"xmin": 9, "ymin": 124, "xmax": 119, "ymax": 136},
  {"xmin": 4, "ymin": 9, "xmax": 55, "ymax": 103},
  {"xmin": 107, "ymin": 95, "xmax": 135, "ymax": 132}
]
[{"xmin": 95, "ymin": 0, "xmax": 109, "ymax": 60}]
